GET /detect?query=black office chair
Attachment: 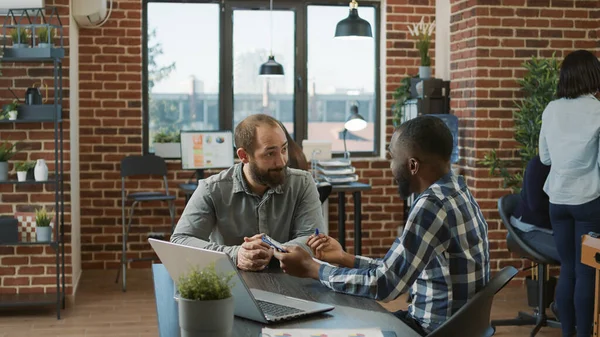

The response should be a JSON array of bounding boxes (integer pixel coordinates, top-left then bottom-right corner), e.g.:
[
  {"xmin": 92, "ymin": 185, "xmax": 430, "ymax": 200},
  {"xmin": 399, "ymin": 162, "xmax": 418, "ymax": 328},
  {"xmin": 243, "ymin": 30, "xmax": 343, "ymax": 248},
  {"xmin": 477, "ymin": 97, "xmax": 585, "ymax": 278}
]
[
  {"xmin": 116, "ymin": 155, "xmax": 176, "ymax": 292},
  {"xmin": 317, "ymin": 182, "xmax": 332, "ymax": 204},
  {"xmin": 491, "ymin": 194, "xmax": 561, "ymax": 336},
  {"xmin": 426, "ymin": 266, "xmax": 519, "ymax": 337}
]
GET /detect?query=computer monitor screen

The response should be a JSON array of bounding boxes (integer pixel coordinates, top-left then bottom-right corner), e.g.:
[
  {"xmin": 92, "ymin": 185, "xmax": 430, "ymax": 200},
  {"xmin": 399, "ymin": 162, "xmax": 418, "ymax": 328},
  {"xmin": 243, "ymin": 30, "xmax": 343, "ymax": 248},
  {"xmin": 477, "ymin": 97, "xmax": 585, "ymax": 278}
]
[{"xmin": 180, "ymin": 130, "xmax": 235, "ymax": 170}]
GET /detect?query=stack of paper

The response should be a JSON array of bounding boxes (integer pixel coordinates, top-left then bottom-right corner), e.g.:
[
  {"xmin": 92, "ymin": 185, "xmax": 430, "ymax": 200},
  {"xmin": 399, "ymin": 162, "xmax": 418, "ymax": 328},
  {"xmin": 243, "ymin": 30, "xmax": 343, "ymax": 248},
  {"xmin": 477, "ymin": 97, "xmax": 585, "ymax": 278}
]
[{"xmin": 261, "ymin": 328, "xmax": 384, "ymax": 337}]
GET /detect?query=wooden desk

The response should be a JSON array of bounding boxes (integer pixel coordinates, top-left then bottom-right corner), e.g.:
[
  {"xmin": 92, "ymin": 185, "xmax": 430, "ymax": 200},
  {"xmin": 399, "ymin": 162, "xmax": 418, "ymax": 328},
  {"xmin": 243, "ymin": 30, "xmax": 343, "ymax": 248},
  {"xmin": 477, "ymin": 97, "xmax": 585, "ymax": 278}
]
[
  {"xmin": 178, "ymin": 182, "xmax": 372, "ymax": 255},
  {"xmin": 152, "ymin": 263, "xmax": 418, "ymax": 337},
  {"xmin": 582, "ymin": 234, "xmax": 600, "ymax": 337}
]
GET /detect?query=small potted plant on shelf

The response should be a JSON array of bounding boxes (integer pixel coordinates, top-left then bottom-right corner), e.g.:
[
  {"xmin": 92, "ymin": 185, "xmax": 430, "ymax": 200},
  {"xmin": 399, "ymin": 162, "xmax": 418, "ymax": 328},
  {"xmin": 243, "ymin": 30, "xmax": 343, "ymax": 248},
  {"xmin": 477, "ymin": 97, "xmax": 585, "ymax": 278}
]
[
  {"xmin": 36, "ymin": 26, "xmax": 55, "ymax": 48},
  {"xmin": 3, "ymin": 100, "xmax": 19, "ymax": 120},
  {"xmin": 14, "ymin": 161, "xmax": 35, "ymax": 182},
  {"xmin": 35, "ymin": 206, "xmax": 53, "ymax": 242},
  {"xmin": 0, "ymin": 139, "xmax": 18, "ymax": 181},
  {"xmin": 408, "ymin": 17, "xmax": 435, "ymax": 79},
  {"xmin": 153, "ymin": 127, "xmax": 181, "ymax": 158},
  {"xmin": 11, "ymin": 27, "xmax": 30, "ymax": 48},
  {"xmin": 176, "ymin": 263, "xmax": 235, "ymax": 336}
]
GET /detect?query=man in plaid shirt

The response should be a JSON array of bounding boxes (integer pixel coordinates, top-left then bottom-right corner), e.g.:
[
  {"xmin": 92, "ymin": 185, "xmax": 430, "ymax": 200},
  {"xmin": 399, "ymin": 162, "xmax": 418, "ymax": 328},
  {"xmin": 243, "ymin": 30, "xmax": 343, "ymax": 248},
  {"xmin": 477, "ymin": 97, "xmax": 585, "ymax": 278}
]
[{"xmin": 274, "ymin": 116, "xmax": 490, "ymax": 335}]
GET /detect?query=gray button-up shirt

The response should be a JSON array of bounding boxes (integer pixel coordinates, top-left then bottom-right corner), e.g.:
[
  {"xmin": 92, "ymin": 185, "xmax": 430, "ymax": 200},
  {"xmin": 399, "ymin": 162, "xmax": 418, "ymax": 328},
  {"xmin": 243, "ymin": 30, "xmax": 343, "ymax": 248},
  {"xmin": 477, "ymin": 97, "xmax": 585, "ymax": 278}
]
[{"xmin": 171, "ymin": 163, "xmax": 325, "ymax": 263}]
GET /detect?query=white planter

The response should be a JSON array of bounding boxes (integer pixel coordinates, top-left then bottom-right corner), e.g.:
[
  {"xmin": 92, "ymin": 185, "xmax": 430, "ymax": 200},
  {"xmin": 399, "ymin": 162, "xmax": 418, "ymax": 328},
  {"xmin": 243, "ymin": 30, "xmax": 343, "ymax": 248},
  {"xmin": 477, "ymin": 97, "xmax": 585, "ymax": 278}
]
[
  {"xmin": 17, "ymin": 171, "xmax": 27, "ymax": 182},
  {"xmin": 12, "ymin": 43, "xmax": 28, "ymax": 48},
  {"xmin": 8, "ymin": 110, "xmax": 17, "ymax": 120},
  {"xmin": 37, "ymin": 43, "xmax": 52, "ymax": 48},
  {"xmin": 35, "ymin": 226, "xmax": 52, "ymax": 242},
  {"xmin": 34, "ymin": 159, "xmax": 48, "ymax": 181},
  {"xmin": 0, "ymin": 162, "xmax": 8, "ymax": 181},
  {"xmin": 154, "ymin": 143, "xmax": 181, "ymax": 158},
  {"xmin": 178, "ymin": 296, "xmax": 234, "ymax": 337}
]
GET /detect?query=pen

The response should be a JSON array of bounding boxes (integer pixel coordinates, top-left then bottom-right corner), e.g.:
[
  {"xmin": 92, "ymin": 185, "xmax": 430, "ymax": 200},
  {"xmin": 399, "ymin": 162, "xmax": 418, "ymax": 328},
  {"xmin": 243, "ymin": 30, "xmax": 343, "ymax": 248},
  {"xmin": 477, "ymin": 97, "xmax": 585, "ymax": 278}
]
[{"xmin": 315, "ymin": 228, "xmax": 319, "ymax": 236}]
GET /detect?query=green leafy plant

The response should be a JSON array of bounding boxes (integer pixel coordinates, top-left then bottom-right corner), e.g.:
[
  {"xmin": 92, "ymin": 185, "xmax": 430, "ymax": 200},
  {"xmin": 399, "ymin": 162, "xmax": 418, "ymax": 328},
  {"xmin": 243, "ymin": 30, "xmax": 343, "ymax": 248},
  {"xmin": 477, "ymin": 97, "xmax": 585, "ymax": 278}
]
[
  {"xmin": 10, "ymin": 27, "xmax": 29, "ymax": 45},
  {"xmin": 480, "ymin": 55, "xmax": 560, "ymax": 192},
  {"xmin": 408, "ymin": 18, "xmax": 435, "ymax": 67},
  {"xmin": 153, "ymin": 127, "xmax": 181, "ymax": 143},
  {"xmin": 37, "ymin": 26, "xmax": 55, "ymax": 43},
  {"xmin": 177, "ymin": 263, "xmax": 235, "ymax": 301},
  {"xmin": 35, "ymin": 206, "xmax": 52, "ymax": 227},
  {"xmin": 392, "ymin": 75, "xmax": 417, "ymax": 127},
  {"xmin": 14, "ymin": 161, "xmax": 35, "ymax": 172},
  {"xmin": 4, "ymin": 99, "xmax": 19, "ymax": 113},
  {"xmin": 0, "ymin": 139, "xmax": 18, "ymax": 162}
]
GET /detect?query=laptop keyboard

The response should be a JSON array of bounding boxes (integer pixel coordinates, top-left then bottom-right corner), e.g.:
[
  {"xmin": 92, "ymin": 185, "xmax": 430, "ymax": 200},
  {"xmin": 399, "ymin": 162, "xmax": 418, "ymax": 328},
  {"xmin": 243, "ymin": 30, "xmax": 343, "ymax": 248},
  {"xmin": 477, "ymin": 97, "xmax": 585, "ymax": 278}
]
[{"xmin": 256, "ymin": 300, "xmax": 305, "ymax": 317}]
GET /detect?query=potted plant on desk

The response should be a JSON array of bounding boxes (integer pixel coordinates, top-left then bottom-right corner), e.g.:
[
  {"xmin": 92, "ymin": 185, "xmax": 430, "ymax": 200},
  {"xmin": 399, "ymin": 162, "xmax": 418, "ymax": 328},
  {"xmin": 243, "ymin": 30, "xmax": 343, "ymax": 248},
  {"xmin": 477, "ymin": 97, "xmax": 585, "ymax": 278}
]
[
  {"xmin": 176, "ymin": 263, "xmax": 235, "ymax": 337},
  {"xmin": 152, "ymin": 128, "xmax": 181, "ymax": 158},
  {"xmin": 35, "ymin": 206, "xmax": 53, "ymax": 242}
]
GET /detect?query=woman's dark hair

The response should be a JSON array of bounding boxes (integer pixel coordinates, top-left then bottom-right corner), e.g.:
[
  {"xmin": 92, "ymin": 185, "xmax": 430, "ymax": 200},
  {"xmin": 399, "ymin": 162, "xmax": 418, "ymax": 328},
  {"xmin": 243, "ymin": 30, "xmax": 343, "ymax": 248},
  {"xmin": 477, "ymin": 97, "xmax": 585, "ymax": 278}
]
[
  {"xmin": 278, "ymin": 122, "xmax": 309, "ymax": 171},
  {"xmin": 557, "ymin": 50, "xmax": 600, "ymax": 99}
]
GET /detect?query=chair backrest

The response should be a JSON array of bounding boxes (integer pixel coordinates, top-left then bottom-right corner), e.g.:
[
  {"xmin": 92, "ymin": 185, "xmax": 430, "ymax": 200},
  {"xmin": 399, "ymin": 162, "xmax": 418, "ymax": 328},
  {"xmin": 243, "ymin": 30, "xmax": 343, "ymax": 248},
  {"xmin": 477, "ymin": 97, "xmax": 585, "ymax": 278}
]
[
  {"xmin": 498, "ymin": 194, "xmax": 557, "ymax": 265},
  {"xmin": 121, "ymin": 155, "xmax": 168, "ymax": 178},
  {"xmin": 317, "ymin": 182, "xmax": 332, "ymax": 204},
  {"xmin": 426, "ymin": 266, "xmax": 518, "ymax": 337}
]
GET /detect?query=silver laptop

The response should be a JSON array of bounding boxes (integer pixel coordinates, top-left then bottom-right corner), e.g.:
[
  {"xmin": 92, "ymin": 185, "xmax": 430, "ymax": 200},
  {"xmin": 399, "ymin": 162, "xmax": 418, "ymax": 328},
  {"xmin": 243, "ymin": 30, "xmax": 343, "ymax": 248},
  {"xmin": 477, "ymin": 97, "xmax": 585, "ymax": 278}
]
[{"xmin": 148, "ymin": 238, "xmax": 334, "ymax": 323}]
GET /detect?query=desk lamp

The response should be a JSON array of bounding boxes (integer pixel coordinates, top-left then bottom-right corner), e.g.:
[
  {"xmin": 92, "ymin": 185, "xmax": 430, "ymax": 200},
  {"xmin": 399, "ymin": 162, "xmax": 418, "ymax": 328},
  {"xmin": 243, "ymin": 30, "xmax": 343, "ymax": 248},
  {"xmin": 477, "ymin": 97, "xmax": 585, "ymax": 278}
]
[{"xmin": 342, "ymin": 104, "xmax": 367, "ymax": 159}]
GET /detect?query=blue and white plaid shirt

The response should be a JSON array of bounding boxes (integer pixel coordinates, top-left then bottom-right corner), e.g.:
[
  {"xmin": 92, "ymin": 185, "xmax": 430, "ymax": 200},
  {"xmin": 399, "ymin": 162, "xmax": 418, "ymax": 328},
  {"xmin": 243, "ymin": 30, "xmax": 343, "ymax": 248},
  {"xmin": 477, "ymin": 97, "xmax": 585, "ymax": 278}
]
[{"xmin": 318, "ymin": 171, "xmax": 490, "ymax": 333}]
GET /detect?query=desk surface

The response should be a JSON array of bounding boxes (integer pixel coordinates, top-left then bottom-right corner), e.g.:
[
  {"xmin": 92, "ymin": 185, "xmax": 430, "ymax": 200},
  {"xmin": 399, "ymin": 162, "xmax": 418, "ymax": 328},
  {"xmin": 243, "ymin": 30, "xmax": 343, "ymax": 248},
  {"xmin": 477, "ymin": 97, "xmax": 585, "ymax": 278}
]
[{"xmin": 153, "ymin": 264, "xmax": 418, "ymax": 337}]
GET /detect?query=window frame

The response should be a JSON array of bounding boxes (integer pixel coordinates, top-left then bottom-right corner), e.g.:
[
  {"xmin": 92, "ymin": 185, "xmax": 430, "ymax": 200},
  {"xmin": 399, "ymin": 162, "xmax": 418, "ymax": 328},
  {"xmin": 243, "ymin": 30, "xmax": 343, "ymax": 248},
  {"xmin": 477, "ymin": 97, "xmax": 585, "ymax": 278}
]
[{"xmin": 142, "ymin": 0, "xmax": 381, "ymax": 158}]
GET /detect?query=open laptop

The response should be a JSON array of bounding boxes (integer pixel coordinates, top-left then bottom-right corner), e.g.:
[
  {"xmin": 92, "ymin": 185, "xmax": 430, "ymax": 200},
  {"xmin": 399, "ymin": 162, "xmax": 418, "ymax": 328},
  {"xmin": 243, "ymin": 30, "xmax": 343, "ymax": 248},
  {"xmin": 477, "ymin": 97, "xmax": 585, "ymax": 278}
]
[{"xmin": 148, "ymin": 238, "xmax": 334, "ymax": 323}]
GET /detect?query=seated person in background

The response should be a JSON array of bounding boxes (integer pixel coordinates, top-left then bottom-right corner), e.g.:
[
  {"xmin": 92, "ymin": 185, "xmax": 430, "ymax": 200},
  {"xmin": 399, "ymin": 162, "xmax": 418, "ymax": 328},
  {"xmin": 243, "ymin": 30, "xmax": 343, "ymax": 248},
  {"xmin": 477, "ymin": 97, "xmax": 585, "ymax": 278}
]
[
  {"xmin": 171, "ymin": 114, "xmax": 324, "ymax": 271},
  {"xmin": 510, "ymin": 155, "xmax": 559, "ymax": 262},
  {"xmin": 273, "ymin": 116, "xmax": 490, "ymax": 336},
  {"xmin": 277, "ymin": 121, "xmax": 310, "ymax": 171}
]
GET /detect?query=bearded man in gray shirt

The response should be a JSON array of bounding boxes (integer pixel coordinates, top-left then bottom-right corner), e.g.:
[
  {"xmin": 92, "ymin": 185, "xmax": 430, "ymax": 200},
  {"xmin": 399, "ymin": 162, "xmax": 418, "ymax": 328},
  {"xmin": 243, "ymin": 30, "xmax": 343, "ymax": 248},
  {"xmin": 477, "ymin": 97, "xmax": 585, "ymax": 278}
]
[{"xmin": 171, "ymin": 114, "xmax": 325, "ymax": 271}]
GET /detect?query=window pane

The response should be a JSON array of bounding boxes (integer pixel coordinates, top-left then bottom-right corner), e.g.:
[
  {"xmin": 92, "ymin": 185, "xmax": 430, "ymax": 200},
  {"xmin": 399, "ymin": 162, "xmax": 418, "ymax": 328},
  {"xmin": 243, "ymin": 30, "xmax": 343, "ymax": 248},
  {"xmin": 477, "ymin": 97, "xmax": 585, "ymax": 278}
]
[
  {"xmin": 147, "ymin": 3, "xmax": 220, "ymax": 152},
  {"xmin": 307, "ymin": 5, "xmax": 376, "ymax": 153},
  {"xmin": 233, "ymin": 10, "xmax": 295, "ymax": 135}
]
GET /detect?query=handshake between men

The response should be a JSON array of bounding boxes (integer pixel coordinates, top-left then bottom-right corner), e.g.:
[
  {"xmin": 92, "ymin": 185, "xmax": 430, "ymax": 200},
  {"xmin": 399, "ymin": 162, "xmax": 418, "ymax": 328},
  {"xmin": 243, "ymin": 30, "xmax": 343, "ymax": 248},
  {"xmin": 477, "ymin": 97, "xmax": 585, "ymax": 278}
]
[{"xmin": 237, "ymin": 232, "xmax": 349, "ymax": 280}]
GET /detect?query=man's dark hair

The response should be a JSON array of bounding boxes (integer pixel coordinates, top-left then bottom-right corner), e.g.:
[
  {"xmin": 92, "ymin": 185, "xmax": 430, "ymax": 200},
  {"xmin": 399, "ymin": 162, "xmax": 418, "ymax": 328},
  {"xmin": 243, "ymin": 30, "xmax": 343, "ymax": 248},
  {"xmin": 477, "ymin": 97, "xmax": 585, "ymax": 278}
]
[
  {"xmin": 234, "ymin": 114, "xmax": 282, "ymax": 155},
  {"xmin": 557, "ymin": 50, "xmax": 600, "ymax": 99},
  {"xmin": 394, "ymin": 115, "xmax": 453, "ymax": 162}
]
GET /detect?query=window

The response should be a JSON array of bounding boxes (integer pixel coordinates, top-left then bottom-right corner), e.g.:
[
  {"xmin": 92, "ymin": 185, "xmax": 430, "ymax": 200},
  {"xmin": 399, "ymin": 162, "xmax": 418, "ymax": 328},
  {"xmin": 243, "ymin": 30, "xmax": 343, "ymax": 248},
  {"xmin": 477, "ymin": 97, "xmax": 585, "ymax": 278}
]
[{"xmin": 143, "ymin": 0, "xmax": 380, "ymax": 156}]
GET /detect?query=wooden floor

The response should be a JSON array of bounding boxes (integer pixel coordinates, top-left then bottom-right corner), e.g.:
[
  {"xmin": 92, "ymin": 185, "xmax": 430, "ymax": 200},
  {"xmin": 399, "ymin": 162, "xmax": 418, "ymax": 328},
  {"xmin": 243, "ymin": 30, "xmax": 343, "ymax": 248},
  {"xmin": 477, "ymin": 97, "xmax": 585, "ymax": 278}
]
[{"xmin": 0, "ymin": 270, "xmax": 561, "ymax": 337}]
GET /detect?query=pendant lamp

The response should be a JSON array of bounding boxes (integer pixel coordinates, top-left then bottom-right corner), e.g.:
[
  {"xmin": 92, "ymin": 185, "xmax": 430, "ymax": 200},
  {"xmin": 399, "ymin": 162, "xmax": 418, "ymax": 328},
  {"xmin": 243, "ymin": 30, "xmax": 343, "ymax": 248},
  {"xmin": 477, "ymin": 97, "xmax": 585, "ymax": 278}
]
[
  {"xmin": 259, "ymin": 0, "xmax": 284, "ymax": 76},
  {"xmin": 334, "ymin": 0, "xmax": 372, "ymax": 40}
]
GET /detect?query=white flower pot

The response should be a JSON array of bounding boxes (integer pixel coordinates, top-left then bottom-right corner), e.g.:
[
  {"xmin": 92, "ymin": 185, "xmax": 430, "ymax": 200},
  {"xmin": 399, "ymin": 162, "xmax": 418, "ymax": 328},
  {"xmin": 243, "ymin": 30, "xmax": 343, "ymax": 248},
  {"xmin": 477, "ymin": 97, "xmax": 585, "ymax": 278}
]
[
  {"xmin": 37, "ymin": 43, "xmax": 52, "ymax": 48},
  {"xmin": 17, "ymin": 171, "xmax": 27, "ymax": 182},
  {"xmin": 8, "ymin": 110, "xmax": 17, "ymax": 120},
  {"xmin": 35, "ymin": 226, "xmax": 52, "ymax": 242},
  {"xmin": 419, "ymin": 66, "xmax": 431, "ymax": 79},
  {"xmin": 154, "ymin": 143, "xmax": 181, "ymax": 158},
  {"xmin": 12, "ymin": 43, "xmax": 28, "ymax": 48},
  {"xmin": 34, "ymin": 159, "xmax": 48, "ymax": 181}
]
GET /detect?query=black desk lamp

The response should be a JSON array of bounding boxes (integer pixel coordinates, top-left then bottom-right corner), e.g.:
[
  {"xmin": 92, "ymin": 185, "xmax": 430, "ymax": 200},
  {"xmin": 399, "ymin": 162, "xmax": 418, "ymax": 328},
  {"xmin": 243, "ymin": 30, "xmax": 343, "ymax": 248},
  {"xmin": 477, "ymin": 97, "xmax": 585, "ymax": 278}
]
[{"xmin": 343, "ymin": 104, "xmax": 367, "ymax": 159}]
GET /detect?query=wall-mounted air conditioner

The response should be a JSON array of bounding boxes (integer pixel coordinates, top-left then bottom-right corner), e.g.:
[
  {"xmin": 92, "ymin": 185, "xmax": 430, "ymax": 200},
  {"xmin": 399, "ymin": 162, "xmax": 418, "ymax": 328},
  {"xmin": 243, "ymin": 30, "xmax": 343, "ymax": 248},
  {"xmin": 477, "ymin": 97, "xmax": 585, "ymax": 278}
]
[{"xmin": 0, "ymin": 0, "xmax": 44, "ymax": 15}]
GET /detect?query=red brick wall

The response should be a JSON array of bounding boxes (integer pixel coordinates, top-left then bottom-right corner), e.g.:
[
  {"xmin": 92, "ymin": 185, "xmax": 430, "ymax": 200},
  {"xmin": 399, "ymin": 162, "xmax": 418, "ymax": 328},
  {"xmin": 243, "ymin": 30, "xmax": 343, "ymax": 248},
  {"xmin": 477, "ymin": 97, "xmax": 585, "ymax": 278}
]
[
  {"xmin": 77, "ymin": 0, "xmax": 435, "ymax": 270},
  {"xmin": 450, "ymin": 0, "xmax": 599, "ymax": 279},
  {"xmin": 0, "ymin": 0, "xmax": 73, "ymax": 295}
]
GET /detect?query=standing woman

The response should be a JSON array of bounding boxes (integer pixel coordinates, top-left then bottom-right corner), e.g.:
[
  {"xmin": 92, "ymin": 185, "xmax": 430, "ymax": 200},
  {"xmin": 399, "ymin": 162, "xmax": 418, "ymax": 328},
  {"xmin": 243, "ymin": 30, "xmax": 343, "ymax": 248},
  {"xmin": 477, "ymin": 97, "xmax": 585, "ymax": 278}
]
[{"xmin": 539, "ymin": 49, "xmax": 600, "ymax": 337}]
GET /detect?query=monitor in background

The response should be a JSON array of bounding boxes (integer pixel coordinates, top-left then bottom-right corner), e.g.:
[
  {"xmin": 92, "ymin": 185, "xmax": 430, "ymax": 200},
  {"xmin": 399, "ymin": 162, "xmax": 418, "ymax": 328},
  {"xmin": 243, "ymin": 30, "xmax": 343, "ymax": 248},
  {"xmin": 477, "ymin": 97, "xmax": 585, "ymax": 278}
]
[
  {"xmin": 302, "ymin": 140, "xmax": 332, "ymax": 161},
  {"xmin": 180, "ymin": 130, "xmax": 235, "ymax": 181}
]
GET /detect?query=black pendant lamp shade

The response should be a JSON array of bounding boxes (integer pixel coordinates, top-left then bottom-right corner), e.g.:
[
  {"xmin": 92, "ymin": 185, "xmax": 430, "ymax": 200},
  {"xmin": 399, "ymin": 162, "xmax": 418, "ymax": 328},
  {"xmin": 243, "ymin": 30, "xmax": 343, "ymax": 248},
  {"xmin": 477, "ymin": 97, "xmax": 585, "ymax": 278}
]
[
  {"xmin": 259, "ymin": 55, "xmax": 284, "ymax": 76},
  {"xmin": 335, "ymin": 0, "xmax": 372, "ymax": 39}
]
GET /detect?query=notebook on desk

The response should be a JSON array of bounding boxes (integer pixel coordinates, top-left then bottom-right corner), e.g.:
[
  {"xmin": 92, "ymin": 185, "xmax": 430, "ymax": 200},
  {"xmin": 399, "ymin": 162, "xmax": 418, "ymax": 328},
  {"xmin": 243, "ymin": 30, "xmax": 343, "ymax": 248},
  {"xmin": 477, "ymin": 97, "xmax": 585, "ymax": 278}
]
[{"xmin": 148, "ymin": 239, "xmax": 334, "ymax": 324}]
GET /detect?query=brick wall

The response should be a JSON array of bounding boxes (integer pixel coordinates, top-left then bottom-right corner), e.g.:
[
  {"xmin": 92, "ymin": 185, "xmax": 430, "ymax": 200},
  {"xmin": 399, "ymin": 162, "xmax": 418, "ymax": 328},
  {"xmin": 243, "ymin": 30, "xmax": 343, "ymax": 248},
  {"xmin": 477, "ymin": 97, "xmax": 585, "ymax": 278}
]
[
  {"xmin": 449, "ymin": 0, "xmax": 599, "ymax": 279},
  {"xmin": 0, "ymin": 0, "xmax": 73, "ymax": 295}
]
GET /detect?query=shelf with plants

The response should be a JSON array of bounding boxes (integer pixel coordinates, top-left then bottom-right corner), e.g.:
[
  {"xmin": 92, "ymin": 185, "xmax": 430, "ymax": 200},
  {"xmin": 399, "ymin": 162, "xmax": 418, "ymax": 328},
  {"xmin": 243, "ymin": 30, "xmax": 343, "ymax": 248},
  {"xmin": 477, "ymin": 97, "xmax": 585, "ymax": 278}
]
[{"xmin": 0, "ymin": 6, "xmax": 66, "ymax": 319}]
